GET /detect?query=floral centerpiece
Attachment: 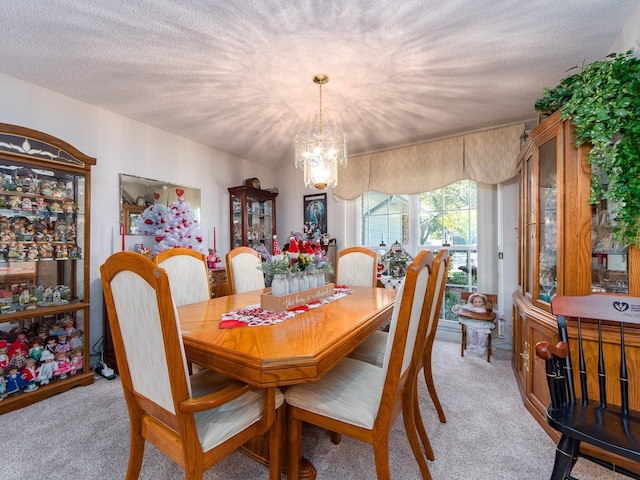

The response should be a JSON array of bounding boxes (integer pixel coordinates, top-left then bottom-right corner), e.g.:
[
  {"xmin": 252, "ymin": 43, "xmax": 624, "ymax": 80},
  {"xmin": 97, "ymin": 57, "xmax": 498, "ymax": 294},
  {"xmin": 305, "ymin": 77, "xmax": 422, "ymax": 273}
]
[{"xmin": 258, "ymin": 235, "xmax": 334, "ymax": 295}]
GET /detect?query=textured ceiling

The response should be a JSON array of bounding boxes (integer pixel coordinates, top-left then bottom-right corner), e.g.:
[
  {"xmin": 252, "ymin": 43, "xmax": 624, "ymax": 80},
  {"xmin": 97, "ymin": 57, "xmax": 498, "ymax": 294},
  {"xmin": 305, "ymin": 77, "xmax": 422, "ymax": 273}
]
[{"xmin": 0, "ymin": 1, "xmax": 638, "ymax": 169}]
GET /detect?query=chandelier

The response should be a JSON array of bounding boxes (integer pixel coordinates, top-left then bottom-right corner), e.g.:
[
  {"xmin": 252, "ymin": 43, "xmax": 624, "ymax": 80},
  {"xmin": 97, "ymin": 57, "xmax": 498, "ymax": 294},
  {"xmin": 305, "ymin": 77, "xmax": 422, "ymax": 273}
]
[{"xmin": 294, "ymin": 74, "xmax": 347, "ymax": 190}]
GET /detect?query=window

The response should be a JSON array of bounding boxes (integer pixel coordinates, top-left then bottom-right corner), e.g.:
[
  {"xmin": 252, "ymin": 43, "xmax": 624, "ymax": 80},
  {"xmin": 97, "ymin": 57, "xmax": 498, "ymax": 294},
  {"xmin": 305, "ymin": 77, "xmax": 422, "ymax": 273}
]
[{"xmin": 361, "ymin": 180, "xmax": 477, "ymax": 325}]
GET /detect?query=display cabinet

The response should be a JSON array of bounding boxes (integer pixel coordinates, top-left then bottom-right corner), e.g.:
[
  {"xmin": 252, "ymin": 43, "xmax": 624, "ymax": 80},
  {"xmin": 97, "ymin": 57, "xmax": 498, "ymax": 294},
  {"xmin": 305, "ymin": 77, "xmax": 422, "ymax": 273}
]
[
  {"xmin": 0, "ymin": 124, "xmax": 95, "ymax": 413},
  {"xmin": 228, "ymin": 185, "xmax": 277, "ymax": 255},
  {"xmin": 512, "ymin": 110, "xmax": 640, "ymax": 474},
  {"xmin": 122, "ymin": 204, "xmax": 145, "ymax": 235}
]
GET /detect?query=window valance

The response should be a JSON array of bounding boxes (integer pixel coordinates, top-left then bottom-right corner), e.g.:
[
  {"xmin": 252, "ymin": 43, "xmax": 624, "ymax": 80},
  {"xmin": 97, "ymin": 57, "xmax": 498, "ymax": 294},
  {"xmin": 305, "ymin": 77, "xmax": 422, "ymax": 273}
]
[{"xmin": 333, "ymin": 123, "xmax": 524, "ymax": 200}]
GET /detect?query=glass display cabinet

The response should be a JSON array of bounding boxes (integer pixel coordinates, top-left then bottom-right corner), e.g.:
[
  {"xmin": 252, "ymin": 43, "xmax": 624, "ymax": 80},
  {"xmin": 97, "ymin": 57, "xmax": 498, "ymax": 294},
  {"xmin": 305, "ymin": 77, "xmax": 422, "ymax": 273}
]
[
  {"xmin": 0, "ymin": 123, "xmax": 95, "ymax": 413},
  {"xmin": 228, "ymin": 185, "xmax": 277, "ymax": 255},
  {"xmin": 513, "ymin": 110, "xmax": 640, "ymax": 475}
]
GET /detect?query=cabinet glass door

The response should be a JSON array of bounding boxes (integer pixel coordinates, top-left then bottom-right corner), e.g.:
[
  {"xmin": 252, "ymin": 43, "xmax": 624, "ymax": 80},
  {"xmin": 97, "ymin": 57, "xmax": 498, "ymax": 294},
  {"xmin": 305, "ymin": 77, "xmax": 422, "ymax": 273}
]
[
  {"xmin": 246, "ymin": 194, "xmax": 273, "ymax": 253},
  {"xmin": 591, "ymin": 185, "xmax": 628, "ymax": 294},
  {"xmin": 537, "ymin": 137, "xmax": 558, "ymax": 304}
]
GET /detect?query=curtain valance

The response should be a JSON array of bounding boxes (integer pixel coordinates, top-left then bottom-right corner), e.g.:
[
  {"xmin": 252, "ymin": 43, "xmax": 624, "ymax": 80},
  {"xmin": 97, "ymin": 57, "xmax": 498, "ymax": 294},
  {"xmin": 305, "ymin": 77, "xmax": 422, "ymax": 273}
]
[{"xmin": 333, "ymin": 123, "xmax": 524, "ymax": 200}]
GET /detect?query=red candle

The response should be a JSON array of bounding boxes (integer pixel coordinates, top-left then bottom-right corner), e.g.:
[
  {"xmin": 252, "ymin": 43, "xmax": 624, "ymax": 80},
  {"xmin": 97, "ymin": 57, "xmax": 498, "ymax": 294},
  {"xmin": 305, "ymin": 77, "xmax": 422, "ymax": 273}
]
[
  {"xmin": 121, "ymin": 222, "xmax": 125, "ymax": 251},
  {"xmin": 213, "ymin": 227, "xmax": 216, "ymax": 251}
]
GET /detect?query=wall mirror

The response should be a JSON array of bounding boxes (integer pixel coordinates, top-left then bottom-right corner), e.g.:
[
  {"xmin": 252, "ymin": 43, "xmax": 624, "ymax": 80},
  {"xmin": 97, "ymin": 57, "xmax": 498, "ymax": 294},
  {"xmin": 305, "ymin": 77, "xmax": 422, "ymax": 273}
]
[{"xmin": 120, "ymin": 174, "xmax": 201, "ymax": 235}]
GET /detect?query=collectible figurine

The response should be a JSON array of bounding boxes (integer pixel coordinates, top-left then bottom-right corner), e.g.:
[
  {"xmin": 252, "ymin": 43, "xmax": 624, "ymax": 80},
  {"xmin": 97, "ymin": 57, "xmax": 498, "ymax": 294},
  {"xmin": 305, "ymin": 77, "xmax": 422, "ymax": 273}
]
[
  {"xmin": 0, "ymin": 340, "xmax": 9, "ymax": 368},
  {"xmin": 44, "ymin": 335, "xmax": 58, "ymax": 354},
  {"xmin": 0, "ymin": 367, "xmax": 6, "ymax": 400},
  {"xmin": 68, "ymin": 348, "xmax": 83, "ymax": 376},
  {"xmin": 53, "ymin": 352, "xmax": 71, "ymax": 380},
  {"xmin": 28, "ymin": 338, "xmax": 44, "ymax": 362},
  {"xmin": 21, "ymin": 358, "xmax": 39, "ymax": 392},
  {"xmin": 69, "ymin": 330, "xmax": 83, "ymax": 350},
  {"xmin": 55, "ymin": 334, "xmax": 71, "ymax": 354},
  {"xmin": 36, "ymin": 350, "xmax": 56, "ymax": 385},
  {"xmin": 4, "ymin": 364, "xmax": 26, "ymax": 394}
]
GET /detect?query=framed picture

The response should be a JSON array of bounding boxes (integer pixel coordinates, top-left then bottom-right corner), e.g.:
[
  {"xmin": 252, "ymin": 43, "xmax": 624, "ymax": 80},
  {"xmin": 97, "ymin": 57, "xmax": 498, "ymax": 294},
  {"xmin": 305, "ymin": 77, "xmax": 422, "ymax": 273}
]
[{"xmin": 303, "ymin": 193, "xmax": 327, "ymax": 236}]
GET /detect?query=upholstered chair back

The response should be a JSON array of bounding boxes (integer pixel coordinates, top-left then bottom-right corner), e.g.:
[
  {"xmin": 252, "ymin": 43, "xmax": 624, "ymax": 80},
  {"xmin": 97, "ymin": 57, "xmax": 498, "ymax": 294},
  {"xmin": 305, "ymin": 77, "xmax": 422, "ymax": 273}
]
[
  {"xmin": 335, "ymin": 247, "xmax": 378, "ymax": 287},
  {"xmin": 153, "ymin": 248, "xmax": 210, "ymax": 306},
  {"xmin": 225, "ymin": 246, "xmax": 265, "ymax": 294}
]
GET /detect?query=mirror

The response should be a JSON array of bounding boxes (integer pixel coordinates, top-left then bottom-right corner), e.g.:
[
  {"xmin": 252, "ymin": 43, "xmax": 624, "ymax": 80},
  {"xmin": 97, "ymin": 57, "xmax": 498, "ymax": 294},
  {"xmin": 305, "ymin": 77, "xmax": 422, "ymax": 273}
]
[{"xmin": 120, "ymin": 174, "xmax": 201, "ymax": 235}]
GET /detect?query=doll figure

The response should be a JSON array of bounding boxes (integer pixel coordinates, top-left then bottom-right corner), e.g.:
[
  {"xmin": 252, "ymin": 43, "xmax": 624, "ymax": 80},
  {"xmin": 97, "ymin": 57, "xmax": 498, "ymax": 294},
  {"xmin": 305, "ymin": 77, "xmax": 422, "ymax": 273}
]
[
  {"xmin": 28, "ymin": 338, "xmax": 44, "ymax": 362},
  {"xmin": 35, "ymin": 197, "xmax": 46, "ymax": 211},
  {"xmin": 5, "ymin": 364, "xmax": 26, "ymax": 394},
  {"xmin": 8, "ymin": 195, "xmax": 21, "ymax": 210},
  {"xmin": 21, "ymin": 197, "xmax": 32, "ymax": 211},
  {"xmin": 0, "ymin": 340, "xmax": 9, "ymax": 368},
  {"xmin": 48, "ymin": 322, "xmax": 63, "ymax": 337},
  {"xmin": 21, "ymin": 358, "xmax": 39, "ymax": 392},
  {"xmin": 69, "ymin": 329, "xmax": 83, "ymax": 350},
  {"xmin": 0, "ymin": 367, "xmax": 6, "ymax": 400},
  {"xmin": 53, "ymin": 352, "xmax": 71, "ymax": 380},
  {"xmin": 55, "ymin": 334, "xmax": 71, "ymax": 354},
  {"xmin": 36, "ymin": 350, "xmax": 57, "ymax": 385},
  {"xmin": 44, "ymin": 335, "xmax": 57, "ymax": 354},
  {"xmin": 7, "ymin": 340, "xmax": 27, "ymax": 369},
  {"xmin": 64, "ymin": 319, "xmax": 76, "ymax": 337},
  {"xmin": 207, "ymin": 249, "xmax": 221, "ymax": 269},
  {"xmin": 460, "ymin": 293, "xmax": 491, "ymax": 313},
  {"xmin": 68, "ymin": 348, "xmax": 83, "ymax": 376}
]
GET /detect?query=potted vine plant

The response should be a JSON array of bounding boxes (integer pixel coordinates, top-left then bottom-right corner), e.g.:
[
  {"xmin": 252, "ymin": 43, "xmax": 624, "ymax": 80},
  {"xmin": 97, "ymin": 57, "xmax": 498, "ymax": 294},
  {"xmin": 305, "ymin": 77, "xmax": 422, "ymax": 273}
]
[{"xmin": 534, "ymin": 50, "xmax": 640, "ymax": 247}]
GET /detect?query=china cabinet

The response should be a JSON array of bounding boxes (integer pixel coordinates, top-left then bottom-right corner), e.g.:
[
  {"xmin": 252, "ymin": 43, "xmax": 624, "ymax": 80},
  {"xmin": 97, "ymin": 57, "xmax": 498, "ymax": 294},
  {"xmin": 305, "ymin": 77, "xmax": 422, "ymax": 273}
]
[
  {"xmin": 512, "ymin": 110, "xmax": 640, "ymax": 473},
  {"xmin": 0, "ymin": 124, "xmax": 95, "ymax": 413},
  {"xmin": 122, "ymin": 204, "xmax": 145, "ymax": 235},
  {"xmin": 228, "ymin": 185, "xmax": 277, "ymax": 255}
]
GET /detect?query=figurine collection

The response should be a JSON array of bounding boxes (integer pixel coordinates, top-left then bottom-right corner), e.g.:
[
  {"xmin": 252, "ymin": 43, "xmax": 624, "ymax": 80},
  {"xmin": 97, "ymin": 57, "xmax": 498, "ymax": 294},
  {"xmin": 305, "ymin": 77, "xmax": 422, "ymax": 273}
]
[{"xmin": 0, "ymin": 315, "xmax": 84, "ymax": 399}]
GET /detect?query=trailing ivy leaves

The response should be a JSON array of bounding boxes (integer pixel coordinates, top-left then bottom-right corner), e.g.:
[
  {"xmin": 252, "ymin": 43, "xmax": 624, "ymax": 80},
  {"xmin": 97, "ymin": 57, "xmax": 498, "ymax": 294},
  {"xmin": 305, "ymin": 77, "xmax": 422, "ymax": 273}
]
[{"xmin": 534, "ymin": 51, "xmax": 640, "ymax": 247}]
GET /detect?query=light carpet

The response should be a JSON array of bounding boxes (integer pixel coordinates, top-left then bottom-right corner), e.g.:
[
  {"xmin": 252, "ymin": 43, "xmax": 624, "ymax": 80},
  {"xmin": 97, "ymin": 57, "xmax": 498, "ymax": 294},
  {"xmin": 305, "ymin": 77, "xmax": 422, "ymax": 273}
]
[{"xmin": 1, "ymin": 339, "xmax": 628, "ymax": 479}]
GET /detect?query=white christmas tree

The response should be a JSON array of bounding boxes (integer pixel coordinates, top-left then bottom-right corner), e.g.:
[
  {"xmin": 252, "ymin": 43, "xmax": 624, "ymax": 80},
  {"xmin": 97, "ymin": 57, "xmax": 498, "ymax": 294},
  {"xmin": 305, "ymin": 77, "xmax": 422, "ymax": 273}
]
[
  {"xmin": 136, "ymin": 189, "xmax": 205, "ymax": 255},
  {"xmin": 134, "ymin": 192, "xmax": 168, "ymax": 237}
]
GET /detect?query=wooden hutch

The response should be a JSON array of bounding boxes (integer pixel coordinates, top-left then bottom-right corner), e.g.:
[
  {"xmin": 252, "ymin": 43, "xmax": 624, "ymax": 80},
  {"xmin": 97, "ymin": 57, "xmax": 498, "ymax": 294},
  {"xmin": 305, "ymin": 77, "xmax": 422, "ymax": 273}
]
[{"xmin": 512, "ymin": 110, "xmax": 640, "ymax": 473}]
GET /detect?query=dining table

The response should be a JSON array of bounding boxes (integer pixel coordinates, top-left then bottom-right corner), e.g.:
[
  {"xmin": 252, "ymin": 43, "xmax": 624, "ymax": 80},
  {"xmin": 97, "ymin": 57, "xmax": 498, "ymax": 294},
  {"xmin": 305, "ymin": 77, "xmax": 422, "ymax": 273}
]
[{"xmin": 177, "ymin": 285, "xmax": 397, "ymax": 479}]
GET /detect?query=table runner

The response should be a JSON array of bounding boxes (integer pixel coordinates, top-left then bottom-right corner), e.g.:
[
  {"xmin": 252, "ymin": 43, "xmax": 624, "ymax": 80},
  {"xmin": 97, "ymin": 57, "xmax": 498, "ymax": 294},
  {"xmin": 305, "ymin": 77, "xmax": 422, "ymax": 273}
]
[{"xmin": 219, "ymin": 285, "xmax": 354, "ymax": 328}]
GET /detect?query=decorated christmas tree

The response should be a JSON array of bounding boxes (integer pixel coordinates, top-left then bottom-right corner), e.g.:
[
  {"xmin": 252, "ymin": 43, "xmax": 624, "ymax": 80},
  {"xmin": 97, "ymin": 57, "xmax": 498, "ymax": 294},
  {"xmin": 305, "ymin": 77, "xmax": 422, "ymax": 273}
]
[
  {"xmin": 135, "ymin": 192, "xmax": 167, "ymax": 237},
  {"xmin": 136, "ymin": 188, "xmax": 204, "ymax": 255}
]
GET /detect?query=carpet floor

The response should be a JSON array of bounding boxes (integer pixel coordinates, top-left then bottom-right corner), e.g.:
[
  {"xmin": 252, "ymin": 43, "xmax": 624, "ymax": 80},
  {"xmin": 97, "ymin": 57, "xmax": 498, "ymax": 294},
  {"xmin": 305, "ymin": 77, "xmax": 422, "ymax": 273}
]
[{"xmin": 1, "ymin": 339, "xmax": 629, "ymax": 479}]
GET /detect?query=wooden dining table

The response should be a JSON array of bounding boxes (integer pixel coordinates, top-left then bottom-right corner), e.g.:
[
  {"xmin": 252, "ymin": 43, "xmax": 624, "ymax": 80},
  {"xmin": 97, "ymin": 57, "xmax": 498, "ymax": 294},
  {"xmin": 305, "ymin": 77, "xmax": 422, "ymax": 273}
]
[{"xmin": 177, "ymin": 285, "xmax": 397, "ymax": 478}]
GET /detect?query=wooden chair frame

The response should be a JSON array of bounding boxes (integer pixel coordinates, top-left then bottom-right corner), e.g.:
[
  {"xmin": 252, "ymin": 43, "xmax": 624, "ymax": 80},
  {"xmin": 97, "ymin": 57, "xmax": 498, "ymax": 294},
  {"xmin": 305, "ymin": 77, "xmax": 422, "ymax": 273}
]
[
  {"xmin": 225, "ymin": 246, "xmax": 264, "ymax": 295},
  {"xmin": 335, "ymin": 246, "xmax": 378, "ymax": 287},
  {"xmin": 535, "ymin": 294, "xmax": 640, "ymax": 480},
  {"xmin": 101, "ymin": 252, "xmax": 281, "ymax": 480},
  {"xmin": 152, "ymin": 248, "xmax": 210, "ymax": 306},
  {"xmin": 286, "ymin": 250, "xmax": 440, "ymax": 479}
]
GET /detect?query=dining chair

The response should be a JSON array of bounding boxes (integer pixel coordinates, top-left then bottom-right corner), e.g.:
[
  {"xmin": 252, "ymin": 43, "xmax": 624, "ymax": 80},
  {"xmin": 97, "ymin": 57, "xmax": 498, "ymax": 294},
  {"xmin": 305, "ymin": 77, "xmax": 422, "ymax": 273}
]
[
  {"xmin": 348, "ymin": 249, "xmax": 451, "ymax": 458},
  {"xmin": 153, "ymin": 248, "xmax": 211, "ymax": 374},
  {"xmin": 225, "ymin": 246, "xmax": 265, "ymax": 294},
  {"xmin": 100, "ymin": 251, "xmax": 283, "ymax": 480},
  {"xmin": 285, "ymin": 249, "xmax": 437, "ymax": 479},
  {"xmin": 152, "ymin": 248, "xmax": 210, "ymax": 306},
  {"xmin": 334, "ymin": 246, "xmax": 378, "ymax": 287}
]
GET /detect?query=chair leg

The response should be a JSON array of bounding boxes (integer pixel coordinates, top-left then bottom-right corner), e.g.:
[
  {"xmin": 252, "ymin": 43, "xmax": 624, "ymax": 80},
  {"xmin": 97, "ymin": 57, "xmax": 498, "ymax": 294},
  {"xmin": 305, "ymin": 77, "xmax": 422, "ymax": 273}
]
[
  {"xmin": 268, "ymin": 406, "xmax": 282, "ymax": 480},
  {"xmin": 487, "ymin": 331, "xmax": 492, "ymax": 362},
  {"xmin": 413, "ymin": 378, "xmax": 435, "ymax": 460},
  {"xmin": 402, "ymin": 390, "xmax": 433, "ymax": 479},
  {"xmin": 423, "ymin": 346, "xmax": 446, "ymax": 423},
  {"xmin": 287, "ymin": 408, "xmax": 302, "ymax": 480},
  {"xmin": 372, "ymin": 431, "xmax": 394, "ymax": 480},
  {"xmin": 330, "ymin": 431, "xmax": 342, "ymax": 444},
  {"xmin": 550, "ymin": 434, "xmax": 580, "ymax": 480},
  {"xmin": 461, "ymin": 324, "xmax": 466, "ymax": 357},
  {"xmin": 126, "ymin": 420, "xmax": 145, "ymax": 480}
]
